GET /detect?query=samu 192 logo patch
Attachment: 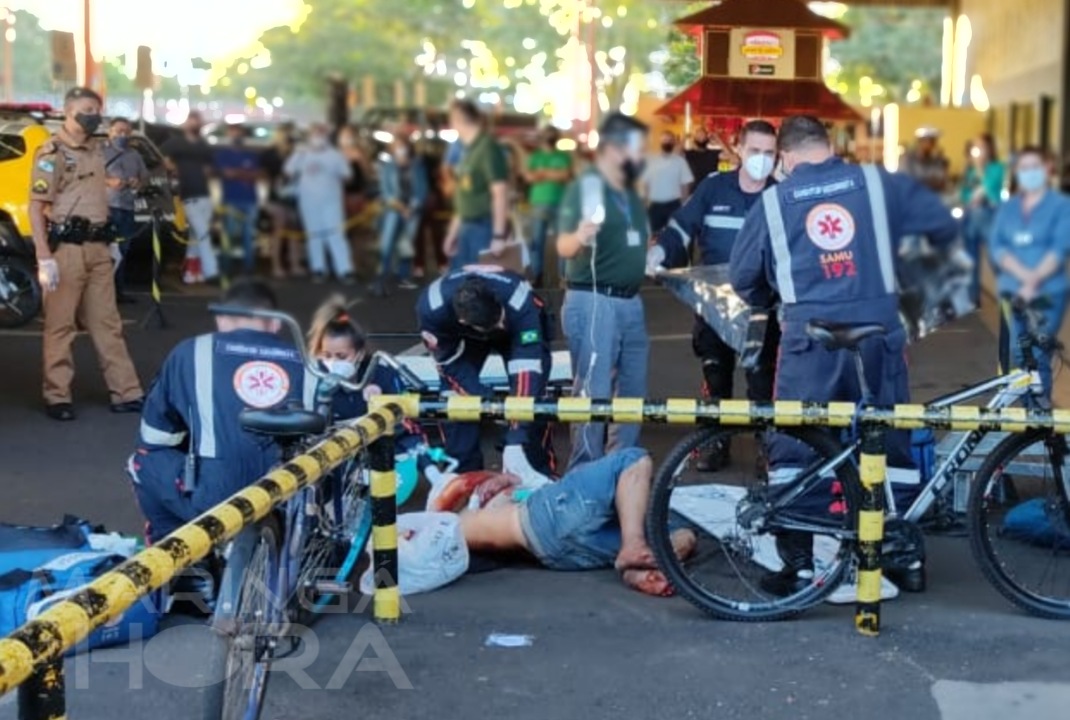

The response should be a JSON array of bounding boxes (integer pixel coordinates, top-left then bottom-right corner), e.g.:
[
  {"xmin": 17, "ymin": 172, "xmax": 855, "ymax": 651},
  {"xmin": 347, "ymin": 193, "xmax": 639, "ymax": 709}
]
[
  {"xmin": 233, "ymin": 361, "xmax": 290, "ymax": 408},
  {"xmin": 520, "ymin": 329, "xmax": 540, "ymax": 345}
]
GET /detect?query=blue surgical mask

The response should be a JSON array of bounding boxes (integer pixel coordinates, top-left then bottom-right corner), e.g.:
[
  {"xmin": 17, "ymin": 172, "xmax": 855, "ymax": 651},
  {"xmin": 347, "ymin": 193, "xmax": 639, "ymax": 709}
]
[
  {"xmin": 113, "ymin": 136, "xmax": 128, "ymax": 150},
  {"xmin": 1016, "ymin": 168, "xmax": 1048, "ymax": 193}
]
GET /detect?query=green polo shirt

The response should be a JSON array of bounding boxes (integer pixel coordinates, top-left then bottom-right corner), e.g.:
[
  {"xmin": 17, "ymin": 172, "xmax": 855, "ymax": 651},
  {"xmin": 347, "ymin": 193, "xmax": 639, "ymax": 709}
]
[
  {"xmin": 455, "ymin": 132, "xmax": 509, "ymax": 220},
  {"xmin": 557, "ymin": 169, "xmax": 649, "ymax": 289},
  {"xmin": 527, "ymin": 149, "xmax": 572, "ymax": 207}
]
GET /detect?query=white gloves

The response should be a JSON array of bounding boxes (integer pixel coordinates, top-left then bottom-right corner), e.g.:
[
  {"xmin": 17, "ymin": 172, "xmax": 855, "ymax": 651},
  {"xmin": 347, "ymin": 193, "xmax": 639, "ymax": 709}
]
[
  {"xmin": 645, "ymin": 244, "xmax": 666, "ymax": 277},
  {"xmin": 38, "ymin": 258, "xmax": 59, "ymax": 293},
  {"xmin": 502, "ymin": 445, "xmax": 552, "ymax": 489},
  {"xmin": 109, "ymin": 243, "xmax": 122, "ymax": 266}
]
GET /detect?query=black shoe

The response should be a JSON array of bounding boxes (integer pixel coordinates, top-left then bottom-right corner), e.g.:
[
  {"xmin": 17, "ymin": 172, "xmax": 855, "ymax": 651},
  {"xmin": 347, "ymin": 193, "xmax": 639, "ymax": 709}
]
[
  {"xmin": 116, "ymin": 293, "xmax": 137, "ymax": 305},
  {"xmin": 760, "ymin": 567, "xmax": 815, "ymax": 597},
  {"xmin": 169, "ymin": 560, "xmax": 218, "ymax": 616},
  {"xmin": 696, "ymin": 438, "xmax": 731, "ymax": 472},
  {"xmin": 111, "ymin": 398, "xmax": 144, "ymax": 414},
  {"xmin": 45, "ymin": 403, "xmax": 75, "ymax": 421},
  {"xmin": 886, "ymin": 563, "xmax": 927, "ymax": 593}
]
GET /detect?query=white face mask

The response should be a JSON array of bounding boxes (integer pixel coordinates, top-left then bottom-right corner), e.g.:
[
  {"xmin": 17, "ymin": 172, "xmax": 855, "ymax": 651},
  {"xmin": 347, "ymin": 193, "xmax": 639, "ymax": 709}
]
[
  {"xmin": 324, "ymin": 358, "xmax": 357, "ymax": 378},
  {"xmin": 310, "ymin": 135, "xmax": 328, "ymax": 149},
  {"xmin": 743, "ymin": 154, "xmax": 776, "ymax": 182}
]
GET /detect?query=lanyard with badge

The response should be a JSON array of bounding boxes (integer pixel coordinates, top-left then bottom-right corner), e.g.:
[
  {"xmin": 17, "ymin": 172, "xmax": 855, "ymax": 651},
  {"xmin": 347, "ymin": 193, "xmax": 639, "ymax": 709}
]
[{"xmin": 609, "ymin": 188, "xmax": 642, "ymax": 247}]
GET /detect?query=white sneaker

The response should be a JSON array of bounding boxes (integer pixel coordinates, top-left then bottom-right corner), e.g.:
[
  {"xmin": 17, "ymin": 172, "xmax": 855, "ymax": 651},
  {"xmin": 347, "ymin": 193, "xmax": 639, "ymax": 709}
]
[
  {"xmin": 825, "ymin": 572, "xmax": 900, "ymax": 605},
  {"xmin": 501, "ymin": 445, "xmax": 552, "ymax": 489}
]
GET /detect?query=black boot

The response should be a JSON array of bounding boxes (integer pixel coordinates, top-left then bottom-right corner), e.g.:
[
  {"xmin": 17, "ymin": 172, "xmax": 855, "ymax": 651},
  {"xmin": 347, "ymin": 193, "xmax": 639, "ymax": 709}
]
[{"xmin": 760, "ymin": 531, "xmax": 815, "ymax": 597}]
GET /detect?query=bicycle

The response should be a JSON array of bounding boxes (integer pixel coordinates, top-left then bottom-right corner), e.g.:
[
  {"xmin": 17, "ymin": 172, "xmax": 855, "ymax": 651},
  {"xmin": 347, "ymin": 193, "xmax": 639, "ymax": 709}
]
[
  {"xmin": 197, "ymin": 306, "xmax": 450, "ymax": 719},
  {"xmin": 645, "ymin": 299, "xmax": 1068, "ymax": 622}
]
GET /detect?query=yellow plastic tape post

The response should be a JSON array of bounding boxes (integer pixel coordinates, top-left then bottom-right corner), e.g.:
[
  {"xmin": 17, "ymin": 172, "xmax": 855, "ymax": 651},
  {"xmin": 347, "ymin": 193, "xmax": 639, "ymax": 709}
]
[
  {"xmin": 504, "ymin": 396, "xmax": 535, "ymax": 423},
  {"xmin": 374, "ymin": 585, "xmax": 400, "ymax": 623},
  {"xmin": 1055, "ymin": 409, "xmax": 1070, "ymax": 434},
  {"xmin": 858, "ymin": 453, "xmax": 886, "ymax": 489},
  {"xmin": 999, "ymin": 406, "xmax": 1028, "ymax": 433},
  {"xmin": 371, "ymin": 523, "xmax": 398, "ymax": 552},
  {"xmin": 891, "ymin": 404, "xmax": 926, "ymax": 429},
  {"xmin": 857, "ymin": 510, "xmax": 884, "ymax": 542},
  {"xmin": 718, "ymin": 400, "xmax": 753, "ymax": 426},
  {"xmin": 611, "ymin": 397, "xmax": 643, "ymax": 424},
  {"xmin": 856, "ymin": 569, "xmax": 883, "ymax": 604},
  {"xmin": 949, "ymin": 405, "xmax": 981, "ymax": 431},
  {"xmin": 372, "ymin": 394, "xmax": 418, "ymax": 421},
  {"xmin": 556, "ymin": 397, "xmax": 593, "ymax": 423},
  {"xmin": 772, "ymin": 400, "xmax": 803, "ymax": 427},
  {"xmin": 665, "ymin": 398, "xmax": 697, "ymax": 424},
  {"xmin": 446, "ymin": 395, "xmax": 482, "ymax": 422},
  {"xmin": 370, "ymin": 470, "xmax": 396, "ymax": 500},
  {"xmin": 826, "ymin": 402, "xmax": 856, "ymax": 427}
]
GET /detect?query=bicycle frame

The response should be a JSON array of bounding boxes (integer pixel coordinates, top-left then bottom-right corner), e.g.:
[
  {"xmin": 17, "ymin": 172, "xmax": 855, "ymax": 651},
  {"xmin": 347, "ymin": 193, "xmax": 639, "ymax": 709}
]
[
  {"xmin": 764, "ymin": 366, "xmax": 1043, "ymax": 536},
  {"xmin": 899, "ymin": 367, "xmax": 1041, "ymax": 522}
]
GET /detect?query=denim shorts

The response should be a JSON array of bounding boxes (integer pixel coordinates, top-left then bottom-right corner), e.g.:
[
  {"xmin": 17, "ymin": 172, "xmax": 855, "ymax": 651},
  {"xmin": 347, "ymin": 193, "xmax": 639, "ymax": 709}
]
[{"xmin": 518, "ymin": 448, "xmax": 648, "ymax": 570}]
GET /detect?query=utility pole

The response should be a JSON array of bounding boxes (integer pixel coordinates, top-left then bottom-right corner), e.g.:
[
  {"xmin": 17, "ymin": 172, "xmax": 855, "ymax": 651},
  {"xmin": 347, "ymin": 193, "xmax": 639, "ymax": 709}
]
[
  {"xmin": 83, "ymin": 0, "xmax": 95, "ymax": 92},
  {"xmin": 586, "ymin": 0, "xmax": 598, "ymax": 136},
  {"xmin": 2, "ymin": 7, "xmax": 14, "ymax": 101}
]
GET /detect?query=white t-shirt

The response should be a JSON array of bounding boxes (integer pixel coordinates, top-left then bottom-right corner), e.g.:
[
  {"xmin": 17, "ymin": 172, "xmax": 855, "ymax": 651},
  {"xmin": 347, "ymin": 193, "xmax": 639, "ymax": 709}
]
[
  {"xmin": 284, "ymin": 146, "xmax": 351, "ymax": 232},
  {"xmin": 641, "ymin": 153, "xmax": 694, "ymax": 203}
]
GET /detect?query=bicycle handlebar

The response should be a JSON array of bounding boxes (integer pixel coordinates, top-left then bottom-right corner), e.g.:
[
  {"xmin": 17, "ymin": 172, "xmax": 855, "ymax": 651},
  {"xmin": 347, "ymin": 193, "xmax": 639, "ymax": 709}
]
[
  {"xmin": 1002, "ymin": 295, "xmax": 1062, "ymax": 356},
  {"xmin": 207, "ymin": 304, "xmax": 430, "ymax": 394}
]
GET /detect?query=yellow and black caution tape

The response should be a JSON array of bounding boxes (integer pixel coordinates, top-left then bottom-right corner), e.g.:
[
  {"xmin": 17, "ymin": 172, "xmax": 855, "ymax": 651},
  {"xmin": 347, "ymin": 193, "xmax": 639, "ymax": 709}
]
[
  {"xmin": 0, "ymin": 402, "xmax": 407, "ymax": 702},
  {"xmin": 410, "ymin": 395, "xmax": 1070, "ymax": 432}
]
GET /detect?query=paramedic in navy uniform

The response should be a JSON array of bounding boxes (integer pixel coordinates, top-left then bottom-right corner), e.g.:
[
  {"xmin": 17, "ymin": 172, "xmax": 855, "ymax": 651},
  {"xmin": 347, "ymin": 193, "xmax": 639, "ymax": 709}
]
[
  {"xmin": 649, "ymin": 119, "xmax": 780, "ymax": 468},
  {"xmin": 417, "ymin": 266, "xmax": 554, "ymax": 486},
  {"xmin": 128, "ymin": 281, "xmax": 312, "ymax": 541},
  {"xmin": 729, "ymin": 115, "xmax": 959, "ymax": 596}
]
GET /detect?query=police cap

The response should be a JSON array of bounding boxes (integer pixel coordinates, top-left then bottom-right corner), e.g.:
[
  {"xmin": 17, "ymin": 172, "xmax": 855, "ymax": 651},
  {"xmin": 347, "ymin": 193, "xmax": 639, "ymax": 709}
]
[
  {"xmin": 598, "ymin": 111, "xmax": 648, "ymax": 147},
  {"xmin": 64, "ymin": 86, "xmax": 103, "ymax": 105}
]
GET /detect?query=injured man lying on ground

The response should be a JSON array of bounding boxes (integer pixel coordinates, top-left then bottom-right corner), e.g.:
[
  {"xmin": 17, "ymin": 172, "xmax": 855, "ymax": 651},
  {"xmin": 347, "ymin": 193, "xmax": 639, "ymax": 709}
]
[{"xmin": 429, "ymin": 448, "xmax": 697, "ymax": 596}]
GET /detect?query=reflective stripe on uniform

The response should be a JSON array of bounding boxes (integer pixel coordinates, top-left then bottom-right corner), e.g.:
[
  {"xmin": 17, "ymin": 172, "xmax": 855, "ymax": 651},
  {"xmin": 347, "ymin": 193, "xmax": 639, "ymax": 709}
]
[
  {"xmin": 668, "ymin": 218, "xmax": 691, "ymax": 249},
  {"xmin": 762, "ymin": 187, "xmax": 796, "ymax": 303},
  {"xmin": 193, "ymin": 334, "xmax": 216, "ymax": 458},
  {"xmin": 139, "ymin": 420, "xmax": 186, "ymax": 447},
  {"xmin": 438, "ymin": 339, "xmax": 466, "ymax": 367},
  {"xmin": 507, "ymin": 359, "xmax": 544, "ymax": 375},
  {"xmin": 428, "ymin": 279, "xmax": 444, "ymax": 310},
  {"xmin": 302, "ymin": 369, "xmax": 317, "ymax": 410},
  {"xmin": 704, "ymin": 215, "xmax": 745, "ymax": 230},
  {"xmin": 861, "ymin": 164, "xmax": 896, "ymax": 294},
  {"xmin": 508, "ymin": 282, "xmax": 531, "ymax": 311}
]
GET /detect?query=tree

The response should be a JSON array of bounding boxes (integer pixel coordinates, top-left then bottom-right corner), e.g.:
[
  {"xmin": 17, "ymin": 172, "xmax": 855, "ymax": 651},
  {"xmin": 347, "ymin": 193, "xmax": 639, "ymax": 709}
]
[
  {"xmin": 7, "ymin": 10, "xmax": 54, "ymax": 98},
  {"xmin": 212, "ymin": 0, "xmax": 675, "ymax": 111},
  {"xmin": 827, "ymin": 7, "xmax": 944, "ymax": 104}
]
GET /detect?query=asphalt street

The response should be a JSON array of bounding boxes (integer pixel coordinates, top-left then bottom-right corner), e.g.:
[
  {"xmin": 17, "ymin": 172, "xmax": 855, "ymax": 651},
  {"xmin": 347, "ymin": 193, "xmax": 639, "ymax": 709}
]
[{"xmin": 1, "ymin": 277, "xmax": 1069, "ymax": 720}]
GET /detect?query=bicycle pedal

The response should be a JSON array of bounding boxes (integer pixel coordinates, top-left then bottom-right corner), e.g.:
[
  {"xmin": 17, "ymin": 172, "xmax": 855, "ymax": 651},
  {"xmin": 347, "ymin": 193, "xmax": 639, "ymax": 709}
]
[
  {"xmin": 270, "ymin": 635, "xmax": 304, "ymax": 661},
  {"xmin": 312, "ymin": 580, "xmax": 351, "ymax": 595}
]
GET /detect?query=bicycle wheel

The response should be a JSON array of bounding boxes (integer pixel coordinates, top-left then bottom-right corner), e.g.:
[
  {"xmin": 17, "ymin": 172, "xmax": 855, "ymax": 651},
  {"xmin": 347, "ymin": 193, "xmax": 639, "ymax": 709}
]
[
  {"xmin": 646, "ymin": 425, "xmax": 861, "ymax": 622},
  {"xmin": 203, "ymin": 515, "xmax": 283, "ymax": 720},
  {"xmin": 968, "ymin": 429, "xmax": 1070, "ymax": 619},
  {"xmin": 290, "ymin": 459, "xmax": 373, "ymax": 626}
]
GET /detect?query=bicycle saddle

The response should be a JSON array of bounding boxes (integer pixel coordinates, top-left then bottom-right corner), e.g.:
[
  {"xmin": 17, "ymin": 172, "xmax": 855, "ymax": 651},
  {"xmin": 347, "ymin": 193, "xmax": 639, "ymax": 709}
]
[
  {"xmin": 240, "ymin": 406, "xmax": 327, "ymax": 439},
  {"xmin": 806, "ymin": 320, "xmax": 887, "ymax": 352}
]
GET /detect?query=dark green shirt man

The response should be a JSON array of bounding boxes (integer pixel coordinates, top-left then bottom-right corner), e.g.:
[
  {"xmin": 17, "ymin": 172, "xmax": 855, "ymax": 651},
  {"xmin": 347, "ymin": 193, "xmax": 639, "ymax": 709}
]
[
  {"xmin": 444, "ymin": 99, "xmax": 512, "ymax": 269},
  {"xmin": 558, "ymin": 168, "xmax": 649, "ymax": 290},
  {"xmin": 555, "ymin": 111, "xmax": 651, "ymax": 470},
  {"xmin": 454, "ymin": 131, "xmax": 509, "ymax": 220}
]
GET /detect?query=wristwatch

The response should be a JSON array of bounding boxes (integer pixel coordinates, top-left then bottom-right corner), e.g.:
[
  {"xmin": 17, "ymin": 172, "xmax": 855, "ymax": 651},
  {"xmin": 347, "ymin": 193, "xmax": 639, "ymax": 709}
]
[{"xmin": 493, "ymin": 232, "xmax": 508, "ymax": 241}]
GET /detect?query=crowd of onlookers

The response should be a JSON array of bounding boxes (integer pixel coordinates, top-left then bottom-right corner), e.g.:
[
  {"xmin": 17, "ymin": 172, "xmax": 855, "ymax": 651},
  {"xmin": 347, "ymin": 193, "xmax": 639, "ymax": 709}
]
[{"xmin": 150, "ymin": 104, "xmax": 752, "ymax": 295}]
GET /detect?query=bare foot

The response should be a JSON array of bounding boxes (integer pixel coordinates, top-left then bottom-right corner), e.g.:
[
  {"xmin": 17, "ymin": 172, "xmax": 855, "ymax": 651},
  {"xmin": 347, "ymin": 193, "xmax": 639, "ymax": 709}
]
[
  {"xmin": 620, "ymin": 568, "xmax": 673, "ymax": 597},
  {"xmin": 671, "ymin": 529, "xmax": 698, "ymax": 561}
]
